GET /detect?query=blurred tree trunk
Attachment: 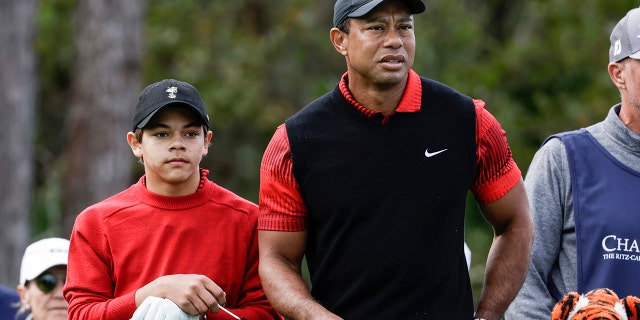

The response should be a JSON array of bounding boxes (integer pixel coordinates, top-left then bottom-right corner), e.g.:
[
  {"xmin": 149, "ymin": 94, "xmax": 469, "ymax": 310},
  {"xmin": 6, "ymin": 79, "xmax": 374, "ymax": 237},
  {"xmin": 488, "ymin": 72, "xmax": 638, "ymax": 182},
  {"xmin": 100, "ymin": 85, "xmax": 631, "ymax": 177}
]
[
  {"xmin": 0, "ymin": 0, "xmax": 37, "ymax": 287},
  {"xmin": 63, "ymin": 0, "xmax": 146, "ymax": 235}
]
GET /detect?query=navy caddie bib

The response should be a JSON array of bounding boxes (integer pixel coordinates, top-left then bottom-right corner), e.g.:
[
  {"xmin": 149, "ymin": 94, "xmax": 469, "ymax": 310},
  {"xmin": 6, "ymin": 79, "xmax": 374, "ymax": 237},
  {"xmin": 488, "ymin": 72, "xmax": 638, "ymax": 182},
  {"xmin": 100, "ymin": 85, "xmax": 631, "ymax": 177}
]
[{"xmin": 554, "ymin": 129, "xmax": 640, "ymax": 297}]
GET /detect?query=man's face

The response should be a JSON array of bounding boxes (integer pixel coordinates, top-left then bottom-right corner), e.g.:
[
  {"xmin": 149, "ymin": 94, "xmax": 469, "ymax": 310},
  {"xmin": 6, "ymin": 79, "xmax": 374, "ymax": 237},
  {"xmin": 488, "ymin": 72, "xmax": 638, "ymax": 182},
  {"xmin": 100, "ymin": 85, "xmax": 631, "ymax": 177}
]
[
  {"xmin": 342, "ymin": 0, "xmax": 416, "ymax": 90},
  {"xmin": 621, "ymin": 58, "xmax": 640, "ymax": 111},
  {"xmin": 19, "ymin": 266, "xmax": 69, "ymax": 320}
]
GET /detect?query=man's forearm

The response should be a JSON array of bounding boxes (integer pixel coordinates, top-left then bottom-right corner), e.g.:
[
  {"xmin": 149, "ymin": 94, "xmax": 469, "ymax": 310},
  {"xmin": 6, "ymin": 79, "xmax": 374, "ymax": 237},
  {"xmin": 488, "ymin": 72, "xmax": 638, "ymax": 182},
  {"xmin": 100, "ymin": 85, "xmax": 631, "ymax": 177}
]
[
  {"xmin": 475, "ymin": 223, "xmax": 533, "ymax": 319},
  {"xmin": 259, "ymin": 259, "xmax": 341, "ymax": 320}
]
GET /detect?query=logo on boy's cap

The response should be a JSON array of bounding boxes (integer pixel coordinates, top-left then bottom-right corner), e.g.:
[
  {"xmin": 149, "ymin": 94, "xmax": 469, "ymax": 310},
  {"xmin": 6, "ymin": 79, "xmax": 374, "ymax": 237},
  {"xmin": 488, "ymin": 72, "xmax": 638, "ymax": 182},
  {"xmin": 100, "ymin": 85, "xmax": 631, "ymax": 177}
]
[
  {"xmin": 132, "ymin": 79, "xmax": 210, "ymax": 131},
  {"xmin": 166, "ymin": 86, "xmax": 178, "ymax": 98}
]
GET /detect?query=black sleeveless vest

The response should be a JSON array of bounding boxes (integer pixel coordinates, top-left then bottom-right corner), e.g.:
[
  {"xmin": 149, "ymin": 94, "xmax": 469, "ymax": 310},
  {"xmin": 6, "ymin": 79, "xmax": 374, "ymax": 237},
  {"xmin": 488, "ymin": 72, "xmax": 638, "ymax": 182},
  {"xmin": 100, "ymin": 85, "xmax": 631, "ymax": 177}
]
[{"xmin": 285, "ymin": 77, "xmax": 477, "ymax": 319}]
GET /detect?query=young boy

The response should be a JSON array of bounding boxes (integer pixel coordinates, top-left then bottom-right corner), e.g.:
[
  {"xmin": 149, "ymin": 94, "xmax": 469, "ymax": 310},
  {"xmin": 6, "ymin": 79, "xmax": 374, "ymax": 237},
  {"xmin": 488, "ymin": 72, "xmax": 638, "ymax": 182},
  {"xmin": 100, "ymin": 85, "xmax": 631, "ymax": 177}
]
[{"xmin": 63, "ymin": 79, "xmax": 280, "ymax": 319}]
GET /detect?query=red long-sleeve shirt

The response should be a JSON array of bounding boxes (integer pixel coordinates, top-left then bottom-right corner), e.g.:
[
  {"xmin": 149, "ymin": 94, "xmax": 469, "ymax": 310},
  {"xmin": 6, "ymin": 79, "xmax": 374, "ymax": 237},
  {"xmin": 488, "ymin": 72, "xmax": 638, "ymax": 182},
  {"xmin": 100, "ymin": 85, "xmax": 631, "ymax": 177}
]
[{"xmin": 64, "ymin": 169, "xmax": 280, "ymax": 320}]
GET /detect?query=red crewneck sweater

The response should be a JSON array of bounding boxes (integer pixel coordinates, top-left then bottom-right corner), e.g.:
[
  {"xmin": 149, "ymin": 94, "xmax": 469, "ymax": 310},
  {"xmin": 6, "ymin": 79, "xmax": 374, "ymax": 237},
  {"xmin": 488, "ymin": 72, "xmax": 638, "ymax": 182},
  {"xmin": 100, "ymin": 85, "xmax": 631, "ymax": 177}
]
[{"xmin": 64, "ymin": 170, "xmax": 280, "ymax": 319}]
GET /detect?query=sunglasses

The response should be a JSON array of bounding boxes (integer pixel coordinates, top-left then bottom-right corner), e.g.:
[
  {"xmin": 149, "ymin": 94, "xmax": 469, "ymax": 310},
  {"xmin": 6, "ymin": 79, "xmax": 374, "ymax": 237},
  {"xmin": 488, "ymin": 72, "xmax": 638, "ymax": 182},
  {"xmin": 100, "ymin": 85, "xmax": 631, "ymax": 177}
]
[{"xmin": 32, "ymin": 272, "xmax": 66, "ymax": 294}]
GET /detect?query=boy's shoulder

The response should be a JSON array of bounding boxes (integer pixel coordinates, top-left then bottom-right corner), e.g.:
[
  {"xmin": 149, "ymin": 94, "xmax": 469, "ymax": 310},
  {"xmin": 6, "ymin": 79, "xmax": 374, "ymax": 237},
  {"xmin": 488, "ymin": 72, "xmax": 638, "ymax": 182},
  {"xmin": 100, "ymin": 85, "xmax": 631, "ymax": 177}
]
[
  {"xmin": 210, "ymin": 182, "xmax": 258, "ymax": 216},
  {"xmin": 76, "ymin": 185, "xmax": 139, "ymax": 220}
]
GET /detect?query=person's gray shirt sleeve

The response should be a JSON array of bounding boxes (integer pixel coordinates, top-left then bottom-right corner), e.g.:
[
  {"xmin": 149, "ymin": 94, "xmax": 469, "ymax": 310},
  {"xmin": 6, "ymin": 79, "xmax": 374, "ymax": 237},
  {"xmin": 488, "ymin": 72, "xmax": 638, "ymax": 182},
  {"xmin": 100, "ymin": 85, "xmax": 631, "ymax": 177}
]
[
  {"xmin": 504, "ymin": 137, "xmax": 573, "ymax": 319},
  {"xmin": 505, "ymin": 105, "xmax": 640, "ymax": 319}
]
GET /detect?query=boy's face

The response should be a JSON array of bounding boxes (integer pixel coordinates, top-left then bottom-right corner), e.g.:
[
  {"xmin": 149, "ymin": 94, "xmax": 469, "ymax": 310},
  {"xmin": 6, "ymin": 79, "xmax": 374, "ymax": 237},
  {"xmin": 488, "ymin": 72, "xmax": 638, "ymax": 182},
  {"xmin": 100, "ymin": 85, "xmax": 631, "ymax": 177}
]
[{"xmin": 127, "ymin": 105, "xmax": 212, "ymax": 195}]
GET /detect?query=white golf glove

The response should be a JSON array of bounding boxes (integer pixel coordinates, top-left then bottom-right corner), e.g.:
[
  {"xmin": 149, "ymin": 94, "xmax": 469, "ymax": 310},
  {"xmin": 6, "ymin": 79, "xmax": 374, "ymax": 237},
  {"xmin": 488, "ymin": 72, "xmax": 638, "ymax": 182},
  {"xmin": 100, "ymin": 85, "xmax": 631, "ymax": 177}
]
[{"xmin": 131, "ymin": 296, "xmax": 200, "ymax": 320}]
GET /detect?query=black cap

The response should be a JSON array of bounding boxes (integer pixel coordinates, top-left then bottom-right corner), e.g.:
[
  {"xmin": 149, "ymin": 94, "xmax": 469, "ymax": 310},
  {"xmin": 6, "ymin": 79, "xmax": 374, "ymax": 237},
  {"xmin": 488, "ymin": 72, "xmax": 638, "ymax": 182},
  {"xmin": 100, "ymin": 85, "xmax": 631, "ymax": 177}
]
[
  {"xmin": 333, "ymin": 0, "xmax": 426, "ymax": 27},
  {"xmin": 132, "ymin": 79, "xmax": 210, "ymax": 131}
]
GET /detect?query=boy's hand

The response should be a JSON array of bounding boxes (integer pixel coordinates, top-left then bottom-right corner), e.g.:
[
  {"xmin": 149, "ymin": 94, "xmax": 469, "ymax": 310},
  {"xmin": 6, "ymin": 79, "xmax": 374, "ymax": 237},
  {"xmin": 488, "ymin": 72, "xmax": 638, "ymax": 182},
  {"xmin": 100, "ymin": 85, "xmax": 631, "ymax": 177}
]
[
  {"xmin": 134, "ymin": 274, "xmax": 226, "ymax": 316},
  {"xmin": 131, "ymin": 296, "xmax": 199, "ymax": 320}
]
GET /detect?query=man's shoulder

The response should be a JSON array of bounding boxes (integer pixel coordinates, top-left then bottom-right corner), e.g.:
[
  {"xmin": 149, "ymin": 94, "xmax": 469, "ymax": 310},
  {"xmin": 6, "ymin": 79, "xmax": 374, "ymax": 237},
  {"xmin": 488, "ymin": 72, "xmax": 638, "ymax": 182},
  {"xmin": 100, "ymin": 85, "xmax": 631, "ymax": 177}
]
[
  {"xmin": 289, "ymin": 86, "xmax": 340, "ymax": 118},
  {"xmin": 539, "ymin": 128, "xmax": 591, "ymax": 156},
  {"xmin": 419, "ymin": 76, "xmax": 468, "ymax": 96}
]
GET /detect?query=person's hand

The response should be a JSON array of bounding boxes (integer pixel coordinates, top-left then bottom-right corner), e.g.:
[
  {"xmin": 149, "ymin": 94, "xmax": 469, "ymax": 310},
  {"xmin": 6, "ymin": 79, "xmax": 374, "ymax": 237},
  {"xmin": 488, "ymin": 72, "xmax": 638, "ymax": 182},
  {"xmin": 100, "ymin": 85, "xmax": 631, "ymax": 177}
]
[
  {"xmin": 131, "ymin": 296, "xmax": 199, "ymax": 320},
  {"xmin": 135, "ymin": 274, "xmax": 226, "ymax": 316}
]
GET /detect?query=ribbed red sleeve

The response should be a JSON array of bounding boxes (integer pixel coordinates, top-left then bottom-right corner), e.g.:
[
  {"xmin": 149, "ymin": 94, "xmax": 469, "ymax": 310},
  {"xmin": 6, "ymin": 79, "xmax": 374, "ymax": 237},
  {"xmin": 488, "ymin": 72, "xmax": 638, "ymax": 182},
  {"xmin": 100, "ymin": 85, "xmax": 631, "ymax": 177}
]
[
  {"xmin": 257, "ymin": 96, "xmax": 522, "ymax": 232},
  {"xmin": 471, "ymin": 99, "xmax": 522, "ymax": 204},
  {"xmin": 258, "ymin": 124, "xmax": 307, "ymax": 231}
]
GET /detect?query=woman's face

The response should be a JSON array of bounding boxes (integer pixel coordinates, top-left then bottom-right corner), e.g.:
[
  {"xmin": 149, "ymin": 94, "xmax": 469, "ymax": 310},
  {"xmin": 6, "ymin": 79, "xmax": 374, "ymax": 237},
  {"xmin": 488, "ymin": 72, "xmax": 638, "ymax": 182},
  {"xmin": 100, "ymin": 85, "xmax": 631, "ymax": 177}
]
[{"xmin": 18, "ymin": 266, "xmax": 68, "ymax": 320}]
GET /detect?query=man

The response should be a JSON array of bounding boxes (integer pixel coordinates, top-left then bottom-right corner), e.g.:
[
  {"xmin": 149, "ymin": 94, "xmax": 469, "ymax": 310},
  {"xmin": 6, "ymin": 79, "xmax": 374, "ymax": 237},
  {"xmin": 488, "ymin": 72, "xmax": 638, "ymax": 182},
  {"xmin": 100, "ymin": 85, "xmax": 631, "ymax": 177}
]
[
  {"xmin": 17, "ymin": 238, "xmax": 69, "ymax": 320},
  {"xmin": 505, "ymin": 7, "xmax": 640, "ymax": 319},
  {"xmin": 258, "ymin": 0, "xmax": 533, "ymax": 319}
]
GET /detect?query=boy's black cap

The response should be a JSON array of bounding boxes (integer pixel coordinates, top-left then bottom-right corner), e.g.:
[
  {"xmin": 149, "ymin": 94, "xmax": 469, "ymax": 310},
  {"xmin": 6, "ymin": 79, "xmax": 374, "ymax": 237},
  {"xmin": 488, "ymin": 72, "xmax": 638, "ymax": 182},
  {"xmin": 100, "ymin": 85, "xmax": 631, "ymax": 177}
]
[
  {"xmin": 333, "ymin": 0, "xmax": 426, "ymax": 27},
  {"xmin": 132, "ymin": 79, "xmax": 210, "ymax": 131}
]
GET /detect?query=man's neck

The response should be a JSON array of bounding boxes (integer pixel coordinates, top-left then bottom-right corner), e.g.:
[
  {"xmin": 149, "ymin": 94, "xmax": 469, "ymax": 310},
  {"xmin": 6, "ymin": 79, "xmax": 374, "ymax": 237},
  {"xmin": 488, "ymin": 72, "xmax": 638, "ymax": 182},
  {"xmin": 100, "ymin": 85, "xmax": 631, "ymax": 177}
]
[
  {"xmin": 619, "ymin": 103, "xmax": 640, "ymax": 135},
  {"xmin": 348, "ymin": 81, "xmax": 406, "ymax": 115}
]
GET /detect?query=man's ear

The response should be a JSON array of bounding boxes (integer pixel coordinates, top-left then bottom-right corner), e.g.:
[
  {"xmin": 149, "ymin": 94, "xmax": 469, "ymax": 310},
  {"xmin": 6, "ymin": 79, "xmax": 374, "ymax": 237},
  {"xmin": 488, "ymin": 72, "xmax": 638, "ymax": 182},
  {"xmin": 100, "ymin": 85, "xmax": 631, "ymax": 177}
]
[
  {"xmin": 127, "ymin": 132, "xmax": 143, "ymax": 159},
  {"xmin": 16, "ymin": 284, "xmax": 28, "ymax": 305},
  {"xmin": 330, "ymin": 27, "xmax": 348, "ymax": 56},
  {"xmin": 608, "ymin": 62, "xmax": 625, "ymax": 89}
]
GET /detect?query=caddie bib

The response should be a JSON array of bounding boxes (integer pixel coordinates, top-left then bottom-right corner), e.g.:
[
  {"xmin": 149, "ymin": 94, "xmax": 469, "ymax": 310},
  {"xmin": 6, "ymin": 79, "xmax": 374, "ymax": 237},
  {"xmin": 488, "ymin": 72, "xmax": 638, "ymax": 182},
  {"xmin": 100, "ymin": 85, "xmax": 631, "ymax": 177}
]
[{"xmin": 555, "ymin": 129, "xmax": 640, "ymax": 297}]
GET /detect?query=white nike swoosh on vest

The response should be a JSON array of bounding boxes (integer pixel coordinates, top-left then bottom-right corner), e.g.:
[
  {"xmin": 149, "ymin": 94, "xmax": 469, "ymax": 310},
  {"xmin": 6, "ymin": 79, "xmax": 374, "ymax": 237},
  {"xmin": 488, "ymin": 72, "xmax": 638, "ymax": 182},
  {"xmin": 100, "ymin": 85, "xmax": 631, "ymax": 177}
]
[{"xmin": 424, "ymin": 148, "xmax": 448, "ymax": 158}]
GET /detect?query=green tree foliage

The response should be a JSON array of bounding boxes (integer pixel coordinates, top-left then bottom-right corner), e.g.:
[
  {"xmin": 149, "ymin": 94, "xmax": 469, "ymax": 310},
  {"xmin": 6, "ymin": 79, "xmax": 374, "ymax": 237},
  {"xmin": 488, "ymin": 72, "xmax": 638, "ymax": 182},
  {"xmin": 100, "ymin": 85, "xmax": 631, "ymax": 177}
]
[
  {"xmin": 32, "ymin": 0, "xmax": 640, "ymax": 303},
  {"xmin": 32, "ymin": 0, "xmax": 76, "ymax": 238},
  {"xmin": 141, "ymin": 0, "xmax": 341, "ymax": 199}
]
